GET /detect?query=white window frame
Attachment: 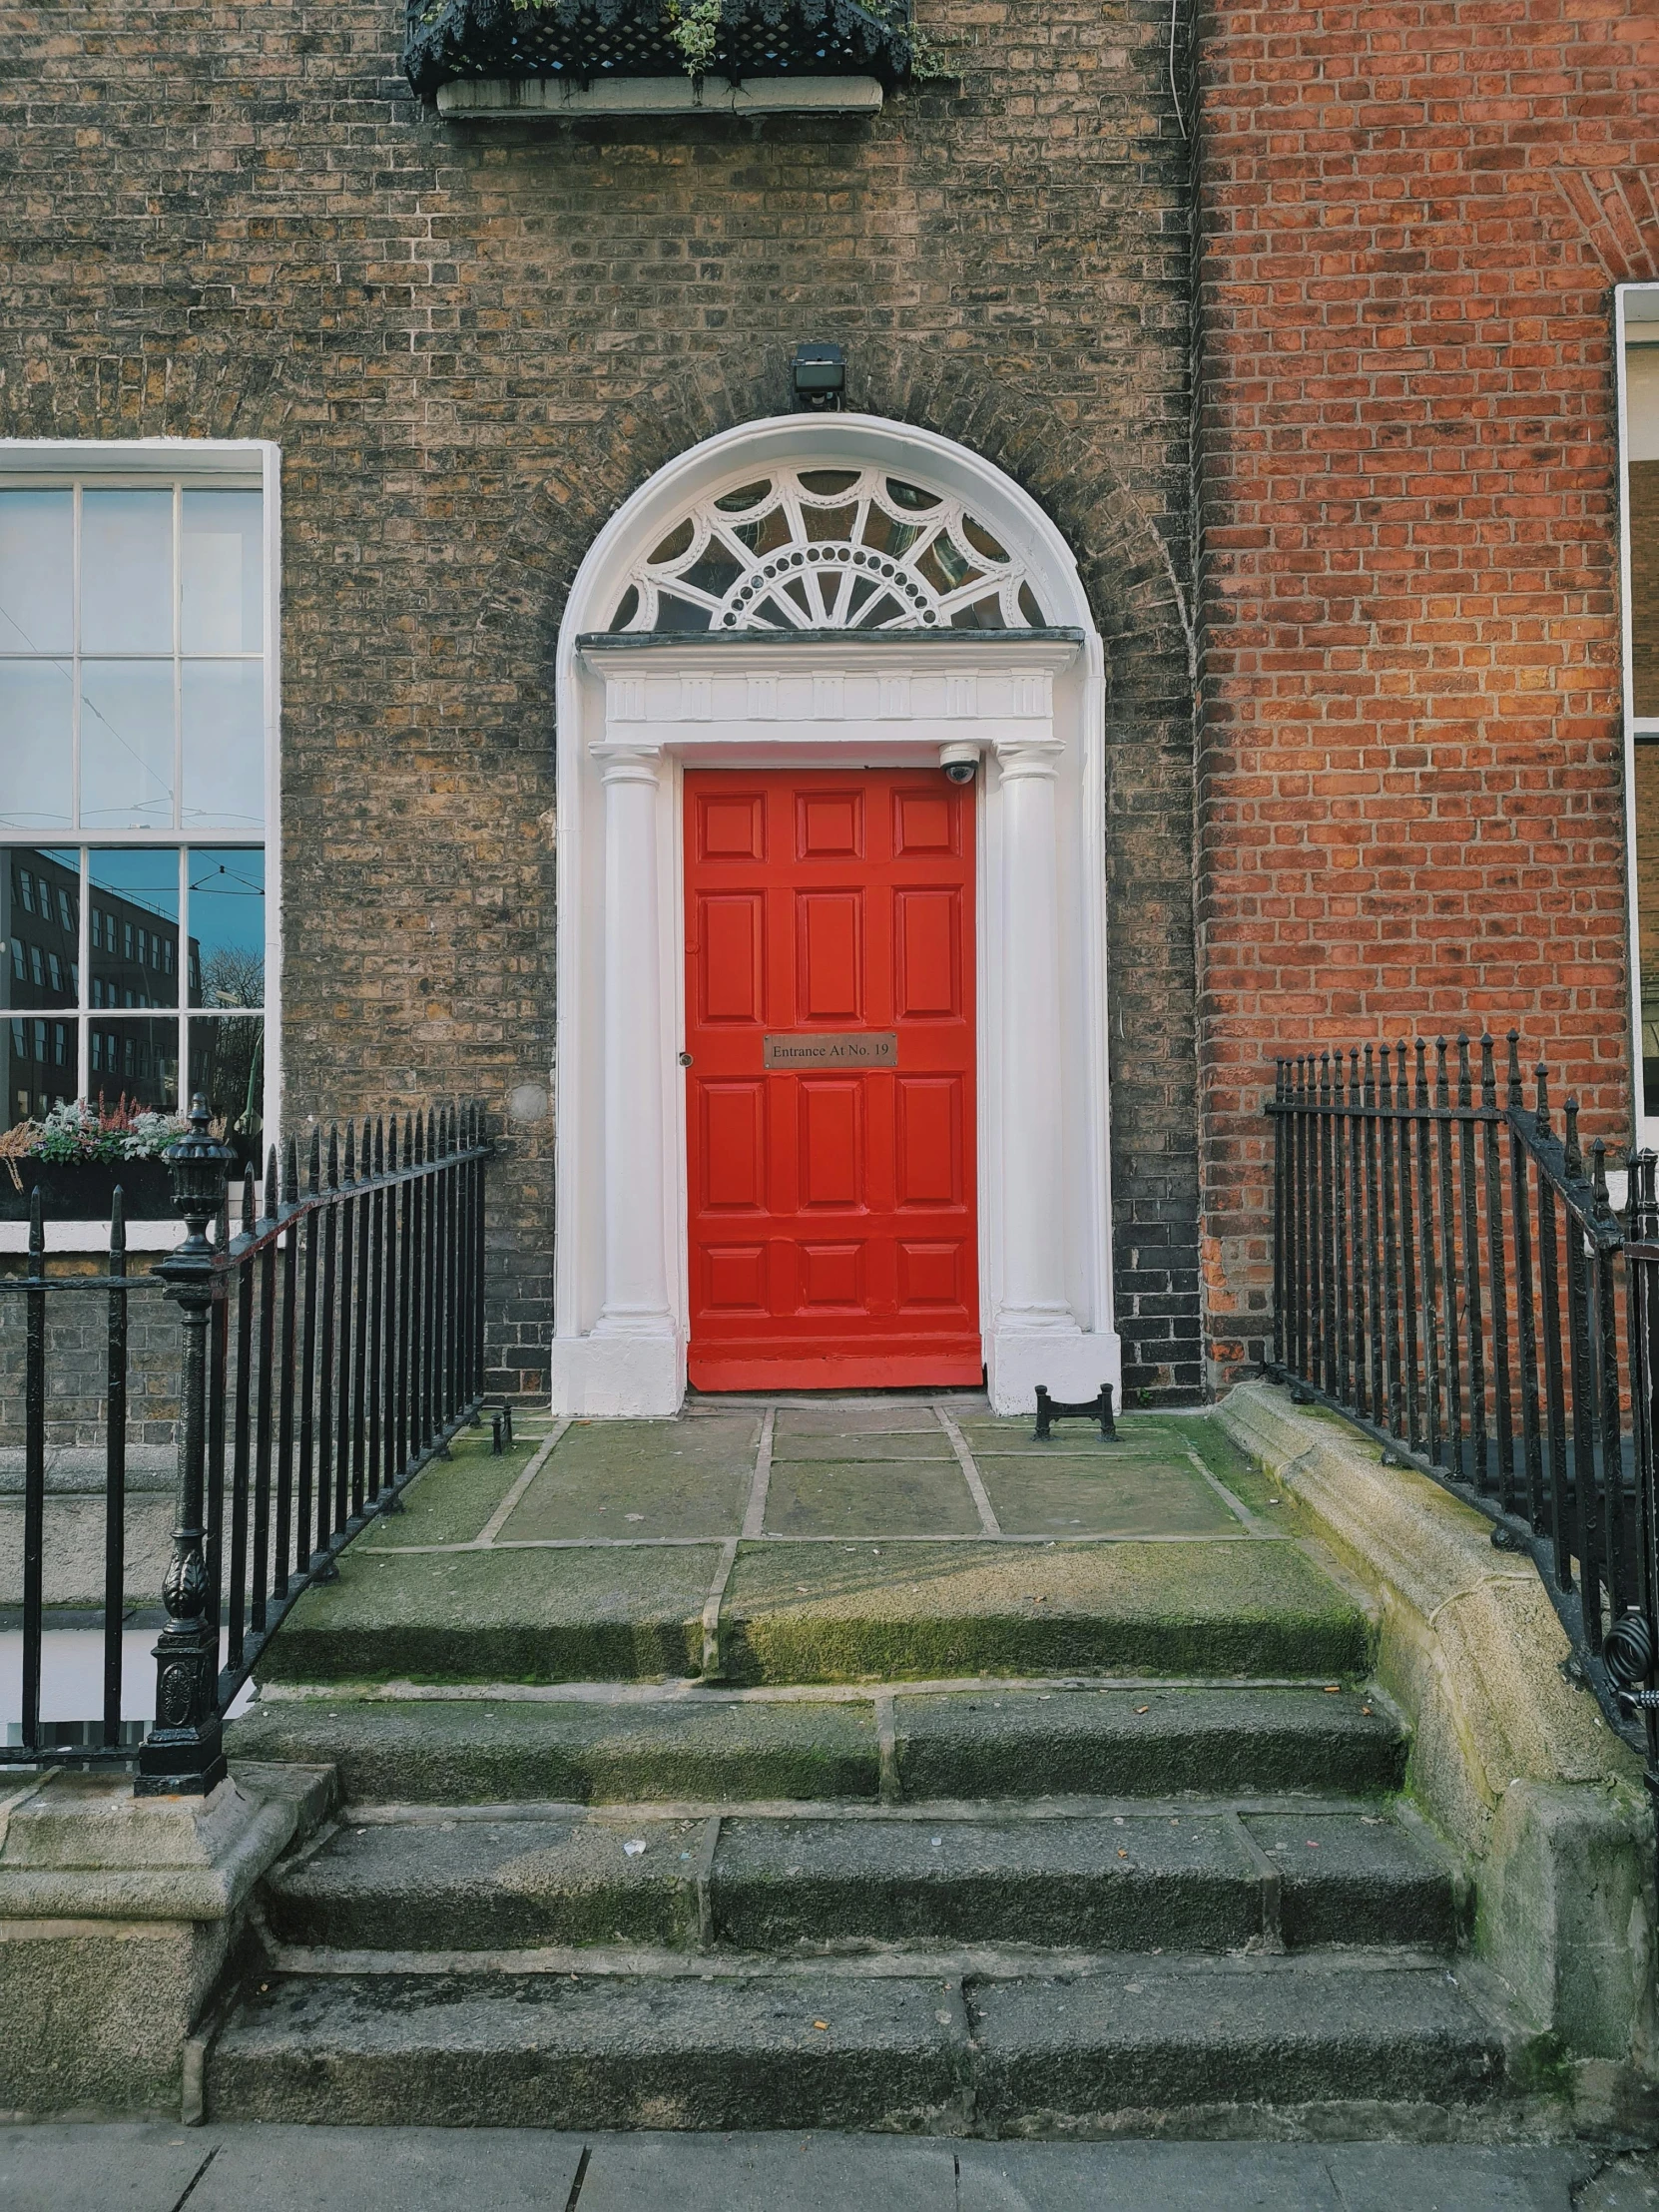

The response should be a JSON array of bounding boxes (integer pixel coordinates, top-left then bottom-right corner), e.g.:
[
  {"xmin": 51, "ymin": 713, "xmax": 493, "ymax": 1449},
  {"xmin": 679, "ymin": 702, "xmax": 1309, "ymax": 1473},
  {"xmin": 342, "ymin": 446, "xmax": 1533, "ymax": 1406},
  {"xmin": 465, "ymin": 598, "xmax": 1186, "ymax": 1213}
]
[{"xmin": 0, "ymin": 438, "xmax": 281, "ymax": 1250}]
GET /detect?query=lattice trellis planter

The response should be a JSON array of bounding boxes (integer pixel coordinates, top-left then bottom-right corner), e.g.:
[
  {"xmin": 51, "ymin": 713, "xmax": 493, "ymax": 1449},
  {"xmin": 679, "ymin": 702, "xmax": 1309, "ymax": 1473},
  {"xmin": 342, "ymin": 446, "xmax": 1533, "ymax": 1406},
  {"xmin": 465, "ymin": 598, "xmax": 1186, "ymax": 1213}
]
[{"xmin": 406, "ymin": 0, "xmax": 917, "ymax": 111}]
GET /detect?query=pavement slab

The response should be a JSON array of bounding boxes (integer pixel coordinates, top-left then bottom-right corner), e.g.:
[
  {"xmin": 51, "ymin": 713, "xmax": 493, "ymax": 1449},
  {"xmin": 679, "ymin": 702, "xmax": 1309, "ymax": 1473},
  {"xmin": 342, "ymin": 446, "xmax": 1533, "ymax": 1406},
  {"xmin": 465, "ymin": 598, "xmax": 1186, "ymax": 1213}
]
[{"xmin": 0, "ymin": 2128, "xmax": 1613, "ymax": 2212}]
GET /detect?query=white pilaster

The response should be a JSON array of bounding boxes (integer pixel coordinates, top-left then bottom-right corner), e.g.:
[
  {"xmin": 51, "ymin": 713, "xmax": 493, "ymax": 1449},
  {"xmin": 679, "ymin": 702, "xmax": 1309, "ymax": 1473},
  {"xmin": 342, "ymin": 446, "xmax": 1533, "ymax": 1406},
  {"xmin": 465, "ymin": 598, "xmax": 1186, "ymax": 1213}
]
[
  {"xmin": 551, "ymin": 742, "xmax": 681, "ymax": 1414},
  {"xmin": 984, "ymin": 732, "xmax": 1116, "ymax": 1413}
]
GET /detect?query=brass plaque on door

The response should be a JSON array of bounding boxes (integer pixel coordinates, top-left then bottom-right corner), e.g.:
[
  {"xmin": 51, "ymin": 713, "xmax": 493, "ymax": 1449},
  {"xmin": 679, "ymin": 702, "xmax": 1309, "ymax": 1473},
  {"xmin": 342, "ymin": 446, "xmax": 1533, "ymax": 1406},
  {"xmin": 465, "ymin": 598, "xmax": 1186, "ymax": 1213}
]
[{"xmin": 763, "ymin": 1031, "xmax": 898, "ymax": 1070}]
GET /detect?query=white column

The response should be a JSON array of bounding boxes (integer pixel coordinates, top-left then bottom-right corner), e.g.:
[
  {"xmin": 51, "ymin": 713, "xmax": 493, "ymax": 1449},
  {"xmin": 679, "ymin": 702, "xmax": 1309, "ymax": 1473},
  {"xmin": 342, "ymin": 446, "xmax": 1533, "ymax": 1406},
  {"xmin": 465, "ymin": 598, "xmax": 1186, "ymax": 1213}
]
[
  {"xmin": 995, "ymin": 733, "xmax": 1075, "ymax": 1334},
  {"xmin": 594, "ymin": 745, "xmax": 673, "ymax": 1340}
]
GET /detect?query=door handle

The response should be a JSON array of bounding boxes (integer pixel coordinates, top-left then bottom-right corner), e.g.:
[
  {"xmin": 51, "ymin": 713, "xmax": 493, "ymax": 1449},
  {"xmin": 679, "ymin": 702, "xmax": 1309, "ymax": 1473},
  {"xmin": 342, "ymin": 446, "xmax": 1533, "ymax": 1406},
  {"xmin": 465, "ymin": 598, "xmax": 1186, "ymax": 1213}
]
[{"xmin": 679, "ymin": 1052, "xmax": 694, "ymax": 1067}]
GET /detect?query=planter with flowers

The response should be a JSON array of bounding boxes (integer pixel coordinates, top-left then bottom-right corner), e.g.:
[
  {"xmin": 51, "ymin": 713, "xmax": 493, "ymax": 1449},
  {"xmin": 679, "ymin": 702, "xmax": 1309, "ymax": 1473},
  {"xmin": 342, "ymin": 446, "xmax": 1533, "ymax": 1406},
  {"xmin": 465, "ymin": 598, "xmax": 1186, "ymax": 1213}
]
[{"xmin": 0, "ymin": 1098, "xmax": 200, "ymax": 1223}]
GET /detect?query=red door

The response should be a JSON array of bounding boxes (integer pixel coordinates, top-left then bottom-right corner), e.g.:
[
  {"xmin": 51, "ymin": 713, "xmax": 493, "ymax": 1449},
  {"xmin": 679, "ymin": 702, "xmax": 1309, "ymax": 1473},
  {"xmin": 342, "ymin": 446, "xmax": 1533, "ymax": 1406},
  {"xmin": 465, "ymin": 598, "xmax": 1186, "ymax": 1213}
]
[{"xmin": 684, "ymin": 768, "xmax": 981, "ymax": 1390}]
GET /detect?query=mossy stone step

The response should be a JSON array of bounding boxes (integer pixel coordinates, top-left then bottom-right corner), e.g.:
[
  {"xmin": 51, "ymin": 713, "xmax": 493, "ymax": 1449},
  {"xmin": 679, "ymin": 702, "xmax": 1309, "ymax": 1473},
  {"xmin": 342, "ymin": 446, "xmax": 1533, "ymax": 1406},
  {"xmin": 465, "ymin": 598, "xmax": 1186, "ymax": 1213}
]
[
  {"xmin": 205, "ymin": 1957, "xmax": 1503, "ymax": 2132},
  {"xmin": 257, "ymin": 1536, "xmax": 1369, "ymax": 1688},
  {"xmin": 229, "ymin": 1680, "xmax": 1403, "ymax": 1807},
  {"xmin": 261, "ymin": 1801, "xmax": 1455, "ymax": 1956}
]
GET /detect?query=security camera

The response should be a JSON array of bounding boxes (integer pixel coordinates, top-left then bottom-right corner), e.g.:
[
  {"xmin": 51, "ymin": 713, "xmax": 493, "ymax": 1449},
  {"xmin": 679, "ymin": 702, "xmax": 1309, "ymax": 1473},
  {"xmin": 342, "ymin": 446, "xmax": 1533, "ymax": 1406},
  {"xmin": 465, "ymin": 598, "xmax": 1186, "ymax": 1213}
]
[{"xmin": 939, "ymin": 740, "xmax": 980, "ymax": 786}]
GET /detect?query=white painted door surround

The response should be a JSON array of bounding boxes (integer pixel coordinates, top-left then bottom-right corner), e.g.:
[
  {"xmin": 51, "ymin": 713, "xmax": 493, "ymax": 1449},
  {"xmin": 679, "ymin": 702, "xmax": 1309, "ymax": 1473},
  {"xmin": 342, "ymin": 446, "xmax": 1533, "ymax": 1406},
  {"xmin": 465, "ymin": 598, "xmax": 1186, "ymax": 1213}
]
[{"xmin": 549, "ymin": 415, "xmax": 1120, "ymax": 1416}]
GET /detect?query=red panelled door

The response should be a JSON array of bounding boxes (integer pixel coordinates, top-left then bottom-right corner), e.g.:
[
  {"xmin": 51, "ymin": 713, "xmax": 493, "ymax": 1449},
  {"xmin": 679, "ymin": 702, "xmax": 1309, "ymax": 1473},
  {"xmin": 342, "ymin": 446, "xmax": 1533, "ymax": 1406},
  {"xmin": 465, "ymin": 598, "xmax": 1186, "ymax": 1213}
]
[{"xmin": 684, "ymin": 768, "xmax": 981, "ymax": 1390}]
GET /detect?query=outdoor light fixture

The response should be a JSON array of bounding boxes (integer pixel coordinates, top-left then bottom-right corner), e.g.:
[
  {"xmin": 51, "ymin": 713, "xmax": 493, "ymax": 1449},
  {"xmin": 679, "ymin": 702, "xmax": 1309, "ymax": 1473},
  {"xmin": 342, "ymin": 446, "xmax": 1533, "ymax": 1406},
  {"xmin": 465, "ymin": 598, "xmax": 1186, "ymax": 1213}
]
[{"xmin": 792, "ymin": 342, "xmax": 845, "ymax": 411}]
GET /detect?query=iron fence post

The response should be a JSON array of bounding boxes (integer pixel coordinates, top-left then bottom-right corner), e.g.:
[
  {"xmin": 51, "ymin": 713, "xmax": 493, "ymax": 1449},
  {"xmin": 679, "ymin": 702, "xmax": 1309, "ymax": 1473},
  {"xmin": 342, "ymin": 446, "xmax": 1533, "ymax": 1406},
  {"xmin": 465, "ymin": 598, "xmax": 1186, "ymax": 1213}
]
[{"xmin": 136, "ymin": 1094, "xmax": 235, "ymax": 1798}]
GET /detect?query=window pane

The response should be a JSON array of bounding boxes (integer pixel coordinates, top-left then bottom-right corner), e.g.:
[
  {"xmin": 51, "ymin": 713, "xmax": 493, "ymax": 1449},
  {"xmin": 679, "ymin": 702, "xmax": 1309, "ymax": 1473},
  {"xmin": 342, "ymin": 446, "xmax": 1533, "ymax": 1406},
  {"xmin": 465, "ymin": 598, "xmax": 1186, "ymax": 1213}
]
[
  {"xmin": 1639, "ymin": 746, "xmax": 1659, "ymax": 1117},
  {"xmin": 89, "ymin": 847, "xmax": 178, "ymax": 1010},
  {"xmin": 181, "ymin": 661, "xmax": 263, "ymax": 830},
  {"xmin": 1629, "ymin": 341, "xmax": 1659, "ymax": 719},
  {"xmin": 0, "ymin": 660, "xmax": 74, "ymax": 829},
  {"xmin": 80, "ymin": 488, "xmax": 173, "ymax": 655},
  {"xmin": 3, "ymin": 847, "xmax": 80, "ymax": 1013},
  {"xmin": 182, "ymin": 490, "xmax": 263, "ymax": 654},
  {"xmin": 88, "ymin": 1015, "xmax": 179, "ymax": 1114},
  {"xmin": 4, "ymin": 1014, "xmax": 75, "ymax": 1126},
  {"xmin": 188, "ymin": 847, "xmax": 264, "ymax": 1009},
  {"xmin": 189, "ymin": 1014, "xmax": 264, "ymax": 1176},
  {"xmin": 81, "ymin": 660, "xmax": 175, "ymax": 829},
  {"xmin": 0, "ymin": 489, "xmax": 73, "ymax": 655}
]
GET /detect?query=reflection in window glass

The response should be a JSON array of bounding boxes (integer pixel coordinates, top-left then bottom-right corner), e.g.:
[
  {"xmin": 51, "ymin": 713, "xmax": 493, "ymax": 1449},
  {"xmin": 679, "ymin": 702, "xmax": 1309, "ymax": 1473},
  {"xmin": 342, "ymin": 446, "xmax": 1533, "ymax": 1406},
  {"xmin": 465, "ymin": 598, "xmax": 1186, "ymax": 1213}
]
[
  {"xmin": 1628, "ymin": 308, "xmax": 1659, "ymax": 1117},
  {"xmin": 189, "ymin": 1014, "xmax": 264, "ymax": 1175},
  {"xmin": 188, "ymin": 849, "xmax": 265, "ymax": 1009},
  {"xmin": 80, "ymin": 489, "xmax": 174, "ymax": 655},
  {"xmin": 80, "ymin": 661, "xmax": 175, "ymax": 829},
  {"xmin": 2, "ymin": 847, "xmax": 79, "ymax": 1014},
  {"xmin": 0, "ymin": 489, "xmax": 73, "ymax": 655},
  {"xmin": 88, "ymin": 1016, "xmax": 179, "ymax": 1114},
  {"xmin": 182, "ymin": 661, "xmax": 264, "ymax": 830},
  {"xmin": 182, "ymin": 490, "xmax": 264, "ymax": 654},
  {"xmin": 0, "ymin": 662, "xmax": 74, "ymax": 830},
  {"xmin": 89, "ymin": 848, "xmax": 178, "ymax": 1010}
]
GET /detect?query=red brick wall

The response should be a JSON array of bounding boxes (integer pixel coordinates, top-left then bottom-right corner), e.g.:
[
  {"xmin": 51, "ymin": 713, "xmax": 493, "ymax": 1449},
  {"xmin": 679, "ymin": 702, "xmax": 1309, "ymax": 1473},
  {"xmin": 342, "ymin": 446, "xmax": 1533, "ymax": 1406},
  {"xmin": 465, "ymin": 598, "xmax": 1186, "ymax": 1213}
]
[{"xmin": 1192, "ymin": 0, "xmax": 1658, "ymax": 1386}]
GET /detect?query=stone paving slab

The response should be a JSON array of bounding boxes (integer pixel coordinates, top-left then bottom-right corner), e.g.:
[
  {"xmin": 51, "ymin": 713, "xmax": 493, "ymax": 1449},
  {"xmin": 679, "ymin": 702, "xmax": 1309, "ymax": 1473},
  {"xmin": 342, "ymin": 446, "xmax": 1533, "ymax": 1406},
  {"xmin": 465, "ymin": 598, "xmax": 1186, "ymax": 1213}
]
[
  {"xmin": 769, "ymin": 1429, "xmax": 958, "ymax": 1461},
  {"xmin": 0, "ymin": 2126, "xmax": 1614, "ymax": 2212},
  {"xmin": 503, "ymin": 1421, "xmax": 755, "ymax": 1542},
  {"xmin": 762, "ymin": 1456, "xmax": 982, "ymax": 1537},
  {"xmin": 975, "ymin": 1454, "xmax": 1241, "ymax": 1537}
]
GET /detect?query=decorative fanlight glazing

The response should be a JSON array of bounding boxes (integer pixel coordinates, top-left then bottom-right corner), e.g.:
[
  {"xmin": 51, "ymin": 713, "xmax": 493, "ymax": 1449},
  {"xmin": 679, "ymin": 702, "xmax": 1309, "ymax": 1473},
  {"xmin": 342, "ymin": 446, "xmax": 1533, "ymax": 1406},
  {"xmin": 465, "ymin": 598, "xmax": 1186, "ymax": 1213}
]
[{"xmin": 607, "ymin": 466, "xmax": 1049, "ymax": 635}]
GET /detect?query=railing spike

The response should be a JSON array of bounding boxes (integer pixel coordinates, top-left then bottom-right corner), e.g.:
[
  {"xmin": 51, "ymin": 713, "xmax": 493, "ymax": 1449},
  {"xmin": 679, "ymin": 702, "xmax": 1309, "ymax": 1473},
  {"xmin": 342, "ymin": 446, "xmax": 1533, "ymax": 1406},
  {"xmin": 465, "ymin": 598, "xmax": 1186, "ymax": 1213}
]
[
  {"xmin": 282, "ymin": 1136, "xmax": 298, "ymax": 1209},
  {"xmin": 1480, "ymin": 1034, "xmax": 1496, "ymax": 1111},
  {"xmin": 344, "ymin": 1119, "xmax": 356, "ymax": 1183},
  {"xmin": 1394, "ymin": 1038, "xmax": 1408, "ymax": 1099},
  {"xmin": 327, "ymin": 1124, "xmax": 339, "ymax": 1191},
  {"xmin": 1434, "ymin": 1036, "xmax": 1449, "ymax": 1108},
  {"xmin": 1506, "ymin": 1030, "xmax": 1524, "ymax": 1110},
  {"xmin": 1591, "ymin": 1136, "xmax": 1611, "ymax": 1214},
  {"xmin": 1415, "ymin": 1038, "xmax": 1429, "ymax": 1107},
  {"xmin": 1379, "ymin": 1043, "xmax": 1393, "ymax": 1109},
  {"xmin": 264, "ymin": 1146, "xmax": 278, "ymax": 1223},
  {"xmin": 387, "ymin": 1115, "xmax": 399, "ymax": 1172},
  {"xmin": 1534, "ymin": 1062, "xmax": 1551, "ymax": 1136},
  {"xmin": 414, "ymin": 1109, "xmax": 425, "ymax": 1165},
  {"xmin": 1563, "ymin": 1096, "xmax": 1582, "ymax": 1181},
  {"xmin": 374, "ymin": 1116, "xmax": 385, "ymax": 1175},
  {"xmin": 1456, "ymin": 1033, "xmax": 1471, "ymax": 1110},
  {"xmin": 242, "ymin": 1166, "xmax": 256, "ymax": 1234},
  {"xmin": 307, "ymin": 1123, "xmax": 320, "ymax": 1197}
]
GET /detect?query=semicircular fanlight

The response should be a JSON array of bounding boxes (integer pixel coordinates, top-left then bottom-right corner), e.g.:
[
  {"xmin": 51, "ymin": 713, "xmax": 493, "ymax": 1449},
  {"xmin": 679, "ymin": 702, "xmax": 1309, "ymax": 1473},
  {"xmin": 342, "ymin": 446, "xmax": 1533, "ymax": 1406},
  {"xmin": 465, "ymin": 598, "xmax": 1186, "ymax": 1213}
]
[{"xmin": 607, "ymin": 466, "xmax": 1048, "ymax": 634}]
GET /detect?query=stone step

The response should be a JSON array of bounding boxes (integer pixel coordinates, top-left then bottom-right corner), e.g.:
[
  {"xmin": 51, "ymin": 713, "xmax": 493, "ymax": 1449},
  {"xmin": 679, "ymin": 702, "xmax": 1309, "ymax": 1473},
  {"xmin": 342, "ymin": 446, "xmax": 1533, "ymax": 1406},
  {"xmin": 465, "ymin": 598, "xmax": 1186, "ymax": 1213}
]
[
  {"xmin": 255, "ymin": 1534, "xmax": 1370, "ymax": 1688},
  {"xmin": 262, "ymin": 1800, "xmax": 1456, "ymax": 1958},
  {"xmin": 205, "ymin": 1954, "xmax": 1505, "ymax": 2132},
  {"xmin": 229, "ymin": 1679, "xmax": 1405, "ymax": 1806}
]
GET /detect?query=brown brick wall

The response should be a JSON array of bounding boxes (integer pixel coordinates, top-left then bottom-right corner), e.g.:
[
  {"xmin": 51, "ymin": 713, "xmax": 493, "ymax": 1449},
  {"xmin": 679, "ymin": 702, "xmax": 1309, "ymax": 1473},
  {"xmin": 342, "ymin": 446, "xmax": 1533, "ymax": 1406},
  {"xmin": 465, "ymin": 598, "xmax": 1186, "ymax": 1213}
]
[
  {"xmin": 1191, "ymin": 0, "xmax": 1656, "ymax": 1386},
  {"xmin": 0, "ymin": 2, "xmax": 1202, "ymax": 1398}
]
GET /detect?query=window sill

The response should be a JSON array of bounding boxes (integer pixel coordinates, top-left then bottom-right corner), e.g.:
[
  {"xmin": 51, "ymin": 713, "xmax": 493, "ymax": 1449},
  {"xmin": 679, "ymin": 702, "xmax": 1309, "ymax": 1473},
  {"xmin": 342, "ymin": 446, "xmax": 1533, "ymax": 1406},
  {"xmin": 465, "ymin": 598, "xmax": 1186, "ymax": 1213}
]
[
  {"xmin": 0, "ymin": 1219, "xmax": 180, "ymax": 1254},
  {"xmin": 435, "ymin": 75, "xmax": 885, "ymax": 118}
]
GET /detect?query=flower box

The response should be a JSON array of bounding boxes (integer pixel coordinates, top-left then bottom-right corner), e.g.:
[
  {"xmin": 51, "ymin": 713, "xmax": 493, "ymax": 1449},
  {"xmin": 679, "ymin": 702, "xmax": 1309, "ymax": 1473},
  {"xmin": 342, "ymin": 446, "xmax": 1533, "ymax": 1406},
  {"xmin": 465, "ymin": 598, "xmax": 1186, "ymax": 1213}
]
[
  {"xmin": 406, "ymin": 0, "xmax": 917, "ymax": 106},
  {"xmin": 0, "ymin": 1158, "xmax": 184, "ymax": 1225}
]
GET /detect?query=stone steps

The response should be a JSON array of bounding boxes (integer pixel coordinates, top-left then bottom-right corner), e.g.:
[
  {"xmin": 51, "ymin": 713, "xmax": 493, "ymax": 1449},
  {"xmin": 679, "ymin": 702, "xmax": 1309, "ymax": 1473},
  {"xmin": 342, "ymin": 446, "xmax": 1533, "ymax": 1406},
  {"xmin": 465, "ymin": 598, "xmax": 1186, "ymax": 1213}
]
[
  {"xmin": 228, "ymin": 1678, "xmax": 1405, "ymax": 1806},
  {"xmin": 261, "ymin": 1797, "xmax": 1458, "ymax": 1957},
  {"xmin": 206, "ymin": 1952, "xmax": 1506, "ymax": 2133}
]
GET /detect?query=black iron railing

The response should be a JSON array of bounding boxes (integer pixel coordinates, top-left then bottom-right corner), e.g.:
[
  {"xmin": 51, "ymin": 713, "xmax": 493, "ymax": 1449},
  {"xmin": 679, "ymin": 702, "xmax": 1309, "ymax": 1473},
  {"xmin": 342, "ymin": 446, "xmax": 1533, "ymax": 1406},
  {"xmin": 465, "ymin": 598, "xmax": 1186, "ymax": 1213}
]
[
  {"xmin": 1, "ymin": 1099, "xmax": 490, "ymax": 1793},
  {"xmin": 1268, "ymin": 1034, "xmax": 1659, "ymax": 1790}
]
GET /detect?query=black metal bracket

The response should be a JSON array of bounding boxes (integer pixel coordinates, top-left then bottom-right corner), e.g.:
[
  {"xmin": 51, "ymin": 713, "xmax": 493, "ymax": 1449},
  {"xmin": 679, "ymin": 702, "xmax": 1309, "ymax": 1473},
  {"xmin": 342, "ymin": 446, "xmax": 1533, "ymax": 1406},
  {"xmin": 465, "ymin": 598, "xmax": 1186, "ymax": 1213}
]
[
  {"xmin": 1033, "ymin": 1383, "xmax": 1116, "ymax": 1442},
  {"xmin": 483, "ymin": 1398, "xmax": 515, "ymax": 1455}
]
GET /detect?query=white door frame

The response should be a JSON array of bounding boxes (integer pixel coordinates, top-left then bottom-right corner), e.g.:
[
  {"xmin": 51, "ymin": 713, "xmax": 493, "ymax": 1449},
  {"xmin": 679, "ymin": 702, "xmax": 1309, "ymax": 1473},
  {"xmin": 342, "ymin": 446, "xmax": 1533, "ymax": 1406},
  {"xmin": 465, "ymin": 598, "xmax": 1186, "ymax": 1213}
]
[{"xmin": 549, "ymin": 414, "xmax": 1120, "ymax": 1415}]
